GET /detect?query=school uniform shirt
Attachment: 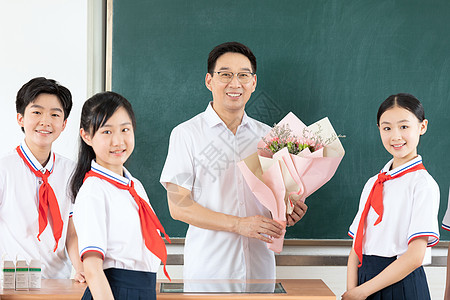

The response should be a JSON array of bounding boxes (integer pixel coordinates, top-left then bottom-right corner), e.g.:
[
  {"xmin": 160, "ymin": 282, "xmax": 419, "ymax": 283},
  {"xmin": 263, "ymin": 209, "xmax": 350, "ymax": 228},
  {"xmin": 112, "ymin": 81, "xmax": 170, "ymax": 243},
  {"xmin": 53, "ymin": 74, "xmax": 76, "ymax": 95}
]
[
  {"xmin": 160, "ymin": 102, "xmax": 274, "ymax": 280},
  {"xmin": 72, "ymin": 160, "xmax": 161, "ymax": 273},
  {"xmin": 441, "ymin": 187, "xmax": 450, "ymax": 231},
  {"xmin": 0, "ymin": 141, "xmax": 74, "ymax": 278},
  {"xmin": 348, "ymin": 156, "xmax": 440, "ymax": 265}
]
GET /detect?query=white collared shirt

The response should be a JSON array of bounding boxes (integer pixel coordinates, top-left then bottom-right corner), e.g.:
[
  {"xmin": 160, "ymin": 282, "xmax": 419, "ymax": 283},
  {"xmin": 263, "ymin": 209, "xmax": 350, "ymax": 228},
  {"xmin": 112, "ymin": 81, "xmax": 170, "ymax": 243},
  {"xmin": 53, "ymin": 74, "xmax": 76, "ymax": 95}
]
[
  {"xmin": 73, "ymin": 160, "xmax": 161, "ymax": 273},
  {"xmin": 160, "ymin": 102, "xmax": 274, "ymax": 280},
  {"xmin": 348, "ymin": 156, "xmax": 440, "ymax": 265},
  {"xmin": 0, "ymin": 141, "xmax": 74, "ymax": 278}
]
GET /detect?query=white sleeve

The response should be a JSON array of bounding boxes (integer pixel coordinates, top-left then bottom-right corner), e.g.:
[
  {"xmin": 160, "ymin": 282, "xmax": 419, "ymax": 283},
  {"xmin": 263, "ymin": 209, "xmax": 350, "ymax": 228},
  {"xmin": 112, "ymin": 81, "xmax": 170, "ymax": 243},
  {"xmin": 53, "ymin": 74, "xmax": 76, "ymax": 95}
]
[
  {"xmin": 160, "ymin": 125, "xmax": 195, "ymax": 191},
  {"xmin": 442, "ymin": 186, "xmax": 450, "ymax": 231},
  {"xmin": 66, "ymin": 183, "xmax": 74, "ymax": 217},
  {"xmin": 407, "ymin": 176, "xmax": 440, "ymax": 247},
  {"xmin": 72, "ymin": 178, "xmax": 108, "ymax": 260}
]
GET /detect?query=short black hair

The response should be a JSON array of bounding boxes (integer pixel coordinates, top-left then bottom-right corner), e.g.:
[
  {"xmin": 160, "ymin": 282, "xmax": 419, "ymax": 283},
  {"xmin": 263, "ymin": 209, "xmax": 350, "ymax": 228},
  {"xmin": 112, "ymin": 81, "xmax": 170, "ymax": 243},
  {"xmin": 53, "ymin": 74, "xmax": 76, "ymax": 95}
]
[
  {"xmin": 377, "ymin": 93, "xmax": 425, "ymax": 125},
  {"xmin": 207, "ymin": 42, "xmax": 257, "ymax": 74},
  {"xmin": 16, "ymin": 77, "xmax": 73, "ymax": 121}
]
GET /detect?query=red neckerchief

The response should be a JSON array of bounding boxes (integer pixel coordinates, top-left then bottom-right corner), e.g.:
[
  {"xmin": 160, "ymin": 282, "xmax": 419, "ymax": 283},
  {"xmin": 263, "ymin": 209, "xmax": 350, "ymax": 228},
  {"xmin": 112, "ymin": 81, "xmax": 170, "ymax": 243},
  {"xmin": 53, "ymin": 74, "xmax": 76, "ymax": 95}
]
[
  {"xmin": 16, "ymin": 145, "xmax": 62, "ymax": 252},
  {"xmin": 84, "ymin": 169, "xmax": 171, "ymax": 280},
  {"xmin": 354, "ymin": 162, "xmax": 426, "ymax": 267}
]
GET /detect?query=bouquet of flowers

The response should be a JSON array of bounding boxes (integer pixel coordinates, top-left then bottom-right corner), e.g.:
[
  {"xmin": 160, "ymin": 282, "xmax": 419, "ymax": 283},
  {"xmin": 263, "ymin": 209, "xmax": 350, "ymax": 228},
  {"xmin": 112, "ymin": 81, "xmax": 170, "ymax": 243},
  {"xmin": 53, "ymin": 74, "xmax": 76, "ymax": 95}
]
[
  {"xmin": 237, "ymin": 112, "xmax": 345, "ymax": 253},
  {"xmin": 262, "ymin": 123, "xmax": 323, "ymax": 156}
]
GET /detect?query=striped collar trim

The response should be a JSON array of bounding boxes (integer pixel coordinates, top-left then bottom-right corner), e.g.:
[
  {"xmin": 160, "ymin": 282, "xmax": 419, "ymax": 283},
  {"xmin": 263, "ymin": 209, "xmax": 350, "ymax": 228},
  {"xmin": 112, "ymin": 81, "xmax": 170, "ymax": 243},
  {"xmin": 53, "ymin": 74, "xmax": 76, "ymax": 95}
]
[
  {"xmin": 18, "ymin": 141, "xmax": 54, "ymax": 173},
  {"xmin": 90, "ymin": 160, "xmax": 131, "ymax": 186},
  {"xmin": 382, "ymin": 155, "xmax": 423, "ymax": 176}
]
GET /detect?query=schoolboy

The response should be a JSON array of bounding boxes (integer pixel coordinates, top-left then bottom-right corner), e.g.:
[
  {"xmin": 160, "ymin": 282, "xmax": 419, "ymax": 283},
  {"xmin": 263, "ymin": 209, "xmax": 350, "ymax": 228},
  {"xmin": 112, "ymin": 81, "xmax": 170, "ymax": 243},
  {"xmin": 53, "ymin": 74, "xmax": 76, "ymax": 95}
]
[
  {"xmin": 160, "ymin": 42, "xmax": 308, "ymax": 280},
  {"xmin": 0, "ymin": 77, "xmax": 84, "ymax": 281}
]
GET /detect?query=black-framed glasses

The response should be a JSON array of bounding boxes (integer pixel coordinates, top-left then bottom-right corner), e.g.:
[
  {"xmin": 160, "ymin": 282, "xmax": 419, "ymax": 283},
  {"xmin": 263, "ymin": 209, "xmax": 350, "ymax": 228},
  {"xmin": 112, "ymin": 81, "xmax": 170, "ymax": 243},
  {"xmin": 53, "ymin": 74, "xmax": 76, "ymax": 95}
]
[{"xmin": 214, "ymin": 71, "xmax": 255, "ymax": 84}]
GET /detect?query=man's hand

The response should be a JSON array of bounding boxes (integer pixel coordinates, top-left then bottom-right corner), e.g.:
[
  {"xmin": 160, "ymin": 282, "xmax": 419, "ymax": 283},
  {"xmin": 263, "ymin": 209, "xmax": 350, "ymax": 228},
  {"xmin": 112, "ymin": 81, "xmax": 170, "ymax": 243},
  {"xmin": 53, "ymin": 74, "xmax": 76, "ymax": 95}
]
[
  {"xmin": 287, "ymin": 200, "xmax": 308, "ymax": 227},
  {"xmin": 235, "ymin": 215, "xmax": 284, "ymax": 243}
]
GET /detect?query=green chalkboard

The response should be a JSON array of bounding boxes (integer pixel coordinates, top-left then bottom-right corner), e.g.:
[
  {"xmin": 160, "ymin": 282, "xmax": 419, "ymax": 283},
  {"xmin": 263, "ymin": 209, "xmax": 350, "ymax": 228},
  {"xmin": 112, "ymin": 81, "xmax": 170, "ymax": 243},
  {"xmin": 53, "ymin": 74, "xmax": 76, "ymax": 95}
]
[{"xmin": 111, "ymin": 0, "xmax": 450, "ymax": 240}]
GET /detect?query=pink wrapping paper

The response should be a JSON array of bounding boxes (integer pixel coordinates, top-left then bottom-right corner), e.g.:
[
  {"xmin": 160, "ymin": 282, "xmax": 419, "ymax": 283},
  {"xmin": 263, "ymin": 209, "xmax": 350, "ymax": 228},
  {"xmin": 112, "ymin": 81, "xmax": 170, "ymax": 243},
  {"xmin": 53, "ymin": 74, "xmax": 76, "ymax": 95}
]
[
  {"xmin": 237, "ymin": 112, "xmax": 345, "ymax": 253},
  {"xmin": 237, "ymin": 153, "xmax": 287, "ymax": 253}
]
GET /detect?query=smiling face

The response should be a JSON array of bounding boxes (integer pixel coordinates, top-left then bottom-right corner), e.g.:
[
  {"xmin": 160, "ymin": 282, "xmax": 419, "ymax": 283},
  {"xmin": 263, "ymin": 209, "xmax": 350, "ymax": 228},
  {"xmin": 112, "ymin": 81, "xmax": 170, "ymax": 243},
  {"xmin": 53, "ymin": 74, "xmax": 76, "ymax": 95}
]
[
  {"xmin": 17, "ymin": 93, "xmax": 67, "ymax": 155},
  {"xmin": 378, "ymin": 105, "xmax": 428, "ymax": 169},
  {"xmin": 81, "ymin": 107, "xmax": 135, "ymax": 176},
  {"xmin": 205, "ymin": 52, "xmax": 257, "ymax": 117}
]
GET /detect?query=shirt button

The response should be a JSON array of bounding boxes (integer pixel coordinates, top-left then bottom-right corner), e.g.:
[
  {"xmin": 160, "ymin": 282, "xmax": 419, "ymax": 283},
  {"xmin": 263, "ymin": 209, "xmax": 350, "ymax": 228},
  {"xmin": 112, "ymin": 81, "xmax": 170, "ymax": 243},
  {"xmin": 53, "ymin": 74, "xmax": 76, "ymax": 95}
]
[{"xmin": 38, "ymin": 181, "xmax": 42, "ymax": 184}]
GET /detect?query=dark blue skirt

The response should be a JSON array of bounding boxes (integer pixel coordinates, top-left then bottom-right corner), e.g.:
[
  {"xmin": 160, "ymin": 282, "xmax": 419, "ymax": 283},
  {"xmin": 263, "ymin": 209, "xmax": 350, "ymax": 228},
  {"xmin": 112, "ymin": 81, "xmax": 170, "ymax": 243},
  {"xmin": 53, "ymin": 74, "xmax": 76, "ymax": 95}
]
[
  {"xmin": 358, "ymin": 255, "xmax": 430, "ymax": 300},
  {"xmin": 82, "ymin": 268, "xmax": 156, "ymax": 300}
]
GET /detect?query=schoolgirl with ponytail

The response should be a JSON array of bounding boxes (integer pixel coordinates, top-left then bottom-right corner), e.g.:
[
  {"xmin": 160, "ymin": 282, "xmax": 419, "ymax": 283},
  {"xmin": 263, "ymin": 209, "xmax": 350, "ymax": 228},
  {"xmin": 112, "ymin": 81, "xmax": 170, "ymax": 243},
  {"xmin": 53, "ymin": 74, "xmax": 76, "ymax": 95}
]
[
  {"xmin": 71, "ymin": 92, "xmax": 170, "ymax": 300},
  {"xmin": 343, "ymin": 93, "xmax": 439, "ymax": 300}
]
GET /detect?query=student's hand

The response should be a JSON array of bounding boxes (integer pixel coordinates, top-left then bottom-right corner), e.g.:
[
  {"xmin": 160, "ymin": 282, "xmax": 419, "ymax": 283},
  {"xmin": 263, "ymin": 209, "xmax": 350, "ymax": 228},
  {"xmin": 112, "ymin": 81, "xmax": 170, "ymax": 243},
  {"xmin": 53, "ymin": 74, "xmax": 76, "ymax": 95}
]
[
  {"xmin": 341, "ymin": 286, "xmax": 368, "ymax": 300},
  {"xmin": 74, "ymin": 271, "xmax": 86, "ymax": 283},
  {"xmin": 235, "ymin": 215, "xmax": 284, "ymax": 243},
  {"xmin": 286, "ymin": 200, "xmax": 308, "ymax": 226}
]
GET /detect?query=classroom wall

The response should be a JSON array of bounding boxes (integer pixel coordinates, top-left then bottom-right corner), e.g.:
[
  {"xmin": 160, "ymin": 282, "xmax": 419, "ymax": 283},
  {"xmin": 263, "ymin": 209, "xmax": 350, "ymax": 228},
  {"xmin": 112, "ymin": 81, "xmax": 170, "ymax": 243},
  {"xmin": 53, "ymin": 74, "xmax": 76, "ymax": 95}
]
[{"xmin": 0, "ymin": 0, "xmax": 89, "ymax": 160}]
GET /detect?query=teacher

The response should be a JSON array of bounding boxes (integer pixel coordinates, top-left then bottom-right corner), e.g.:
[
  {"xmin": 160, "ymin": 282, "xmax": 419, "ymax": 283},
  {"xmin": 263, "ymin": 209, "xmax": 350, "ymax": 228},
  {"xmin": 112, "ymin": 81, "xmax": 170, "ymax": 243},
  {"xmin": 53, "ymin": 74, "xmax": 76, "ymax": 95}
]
[{"xmin": 160, "ymin": 42, "xmax": 307, "ymax": 280}]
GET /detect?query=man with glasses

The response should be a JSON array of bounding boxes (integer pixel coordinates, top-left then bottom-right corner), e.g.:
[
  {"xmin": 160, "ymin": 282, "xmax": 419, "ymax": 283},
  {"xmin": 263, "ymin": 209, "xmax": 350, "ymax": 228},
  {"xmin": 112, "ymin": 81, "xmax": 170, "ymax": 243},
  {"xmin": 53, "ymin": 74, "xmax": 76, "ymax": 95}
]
[{"xmin": 160, "ymin": 42, "xmax": 308, "ymax": 280}]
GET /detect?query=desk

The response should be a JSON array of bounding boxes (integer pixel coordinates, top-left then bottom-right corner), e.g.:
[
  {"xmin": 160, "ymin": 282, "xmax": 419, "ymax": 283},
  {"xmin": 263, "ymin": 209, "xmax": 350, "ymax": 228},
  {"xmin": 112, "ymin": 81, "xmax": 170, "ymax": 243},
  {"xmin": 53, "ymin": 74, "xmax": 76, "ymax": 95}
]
[
  {"xmin": 158, "ymin": 279, "xmax": 335, "ymax": 299},
  {"xmin": 0, "ymin": 279, "xmax": 86, "ymax": 300},
  {"xmin": 0, "ymin": 279, "xmax": 335, "ymax": 299}
]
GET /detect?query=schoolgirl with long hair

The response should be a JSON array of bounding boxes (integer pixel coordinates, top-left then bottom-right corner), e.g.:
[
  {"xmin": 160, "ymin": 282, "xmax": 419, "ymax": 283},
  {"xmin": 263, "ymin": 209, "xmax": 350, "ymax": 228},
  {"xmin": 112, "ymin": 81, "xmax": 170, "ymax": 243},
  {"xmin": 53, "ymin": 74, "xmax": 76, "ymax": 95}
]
[{"xmin": 71, "ymin": 91, "xmax": 170, "ymax": 300}]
